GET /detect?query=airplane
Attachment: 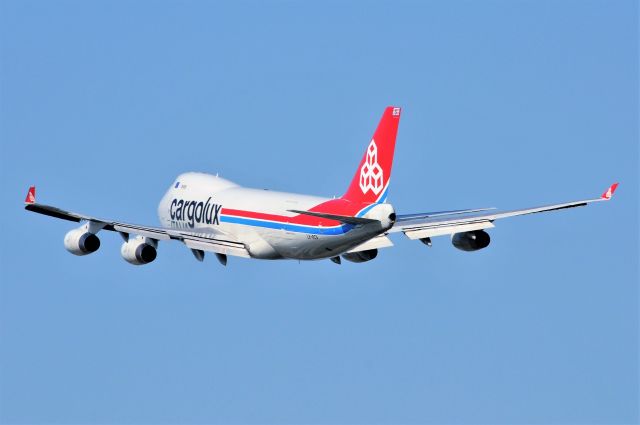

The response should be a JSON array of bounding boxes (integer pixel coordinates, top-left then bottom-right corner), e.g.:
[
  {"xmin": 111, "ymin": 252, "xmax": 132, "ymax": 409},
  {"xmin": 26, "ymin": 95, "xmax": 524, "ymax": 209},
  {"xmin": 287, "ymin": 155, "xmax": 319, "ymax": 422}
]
[{"xmin": 24, "ymin": 106, "xmax": 618, "ymax": 266}]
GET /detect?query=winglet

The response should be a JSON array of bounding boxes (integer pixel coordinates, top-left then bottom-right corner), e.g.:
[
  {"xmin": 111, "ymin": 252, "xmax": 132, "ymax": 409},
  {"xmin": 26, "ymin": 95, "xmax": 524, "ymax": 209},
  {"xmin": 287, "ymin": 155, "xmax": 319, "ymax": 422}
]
[
  {"xmin": 25, "ymin": 186, "xmax": 36, "ymax": 204},
  {"xmin": 601, "ymin": 183, "xmax": 619, "ymax": 200}
]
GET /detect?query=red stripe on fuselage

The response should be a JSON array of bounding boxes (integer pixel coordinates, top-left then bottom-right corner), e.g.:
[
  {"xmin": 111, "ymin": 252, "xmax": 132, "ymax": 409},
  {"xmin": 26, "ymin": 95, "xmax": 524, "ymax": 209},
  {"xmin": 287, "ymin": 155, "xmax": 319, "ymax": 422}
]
[{"xmin": 221, "ymin": 198, "xmax": 371, "ymax": 227}]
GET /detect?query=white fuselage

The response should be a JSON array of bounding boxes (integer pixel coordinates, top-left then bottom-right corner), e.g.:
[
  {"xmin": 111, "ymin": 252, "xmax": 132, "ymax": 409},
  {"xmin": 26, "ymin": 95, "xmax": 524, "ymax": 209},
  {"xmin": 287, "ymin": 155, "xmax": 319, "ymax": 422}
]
[{"xmin": 157, "ymin": 172, "xmax": 395, "ymax": 260}]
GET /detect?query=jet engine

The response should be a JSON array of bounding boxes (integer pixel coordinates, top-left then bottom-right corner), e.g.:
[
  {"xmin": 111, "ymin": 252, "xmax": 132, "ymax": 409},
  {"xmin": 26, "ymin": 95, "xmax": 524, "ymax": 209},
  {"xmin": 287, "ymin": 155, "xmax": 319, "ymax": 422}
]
[
  {"xmin": 121, "ymin": 236, "xmax": 157, "ymax": 265},
  {"xmin": 64, "ymin": 228, "xmax": 101, "ymax": 255},
  {"xmin": 451, "ymin": 230, "xmax": 491, "ymax": 252},
  {"xmin": 342, "ymin": 249, "xmax": 378, "ymax": 263}
]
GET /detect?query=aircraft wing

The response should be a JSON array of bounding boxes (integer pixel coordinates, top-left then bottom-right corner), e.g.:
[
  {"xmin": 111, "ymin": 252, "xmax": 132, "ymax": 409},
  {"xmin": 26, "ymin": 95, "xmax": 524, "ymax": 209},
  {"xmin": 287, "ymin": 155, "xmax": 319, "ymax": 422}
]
[
  {"xmin": 24, "ymin": 188, "xmax": 250, "ymax": 259},
  {"xmin": 390, "ymin": 183, "xmax": 619, "ymax": 241}
]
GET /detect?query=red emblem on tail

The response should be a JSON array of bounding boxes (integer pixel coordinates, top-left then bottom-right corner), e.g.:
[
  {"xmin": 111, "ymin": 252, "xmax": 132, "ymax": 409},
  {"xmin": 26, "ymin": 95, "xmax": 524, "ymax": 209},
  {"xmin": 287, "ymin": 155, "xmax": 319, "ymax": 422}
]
[{"xmin": 359, "ymin": 140, "xmax": 384, "ymax": 195}]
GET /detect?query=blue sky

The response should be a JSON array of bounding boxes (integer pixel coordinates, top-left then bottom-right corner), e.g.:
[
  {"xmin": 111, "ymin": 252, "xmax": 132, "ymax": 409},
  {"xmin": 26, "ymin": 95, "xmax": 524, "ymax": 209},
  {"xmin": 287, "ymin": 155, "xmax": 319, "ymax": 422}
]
[{"xmin": 0, "ymin": 1, "xmax": 637, "ymax": 423}]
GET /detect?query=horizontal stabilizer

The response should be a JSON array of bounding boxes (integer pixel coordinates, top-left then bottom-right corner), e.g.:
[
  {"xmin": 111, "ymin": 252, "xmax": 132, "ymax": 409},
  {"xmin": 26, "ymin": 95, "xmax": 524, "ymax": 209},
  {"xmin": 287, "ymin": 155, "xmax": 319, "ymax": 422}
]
[{"xmin": 287, "ymin": 209, "xmax": 378, "ymax": 225}]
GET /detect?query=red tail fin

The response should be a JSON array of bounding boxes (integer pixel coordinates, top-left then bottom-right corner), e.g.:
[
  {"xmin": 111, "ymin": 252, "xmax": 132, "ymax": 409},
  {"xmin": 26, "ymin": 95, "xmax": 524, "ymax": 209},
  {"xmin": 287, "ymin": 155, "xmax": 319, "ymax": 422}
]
[{"xmin": 342, "ymin": 106, "xmax": 401, "ymax": 203}]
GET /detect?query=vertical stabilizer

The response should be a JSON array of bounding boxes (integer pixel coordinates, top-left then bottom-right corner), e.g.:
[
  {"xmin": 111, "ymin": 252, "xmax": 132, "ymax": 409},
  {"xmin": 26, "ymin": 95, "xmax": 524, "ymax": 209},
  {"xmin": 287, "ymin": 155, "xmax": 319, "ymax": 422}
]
[{"xmin": 342, "ymin": 106, "xmax": 401, "ymax": 204}]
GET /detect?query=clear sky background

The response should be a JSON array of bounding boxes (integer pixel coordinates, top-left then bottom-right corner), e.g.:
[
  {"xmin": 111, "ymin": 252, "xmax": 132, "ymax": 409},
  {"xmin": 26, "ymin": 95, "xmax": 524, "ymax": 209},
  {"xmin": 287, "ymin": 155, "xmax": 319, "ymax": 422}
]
[{"xmin": 1, "ymin": 1, "xmax": 638, "ymax": 424}]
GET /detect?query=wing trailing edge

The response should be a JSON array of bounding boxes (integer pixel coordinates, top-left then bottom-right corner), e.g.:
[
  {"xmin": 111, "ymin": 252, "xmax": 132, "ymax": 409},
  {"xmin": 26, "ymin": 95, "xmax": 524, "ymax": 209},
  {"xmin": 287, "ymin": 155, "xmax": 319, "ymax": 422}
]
[{"xmin": 393, "ymin": 183, "xmax": 620, "ymax": 239}]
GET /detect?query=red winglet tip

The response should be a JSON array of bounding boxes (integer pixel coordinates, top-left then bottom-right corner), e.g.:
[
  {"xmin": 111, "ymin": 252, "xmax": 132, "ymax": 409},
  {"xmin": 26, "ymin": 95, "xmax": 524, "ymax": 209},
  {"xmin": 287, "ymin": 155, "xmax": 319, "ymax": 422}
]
[
  {"xmin": 601, "ymin": 182, "xmax": 619, "ymax": 200},
  {"xmin": 25, "ymin": 186, "xmax": 36, "ymax": 204}
]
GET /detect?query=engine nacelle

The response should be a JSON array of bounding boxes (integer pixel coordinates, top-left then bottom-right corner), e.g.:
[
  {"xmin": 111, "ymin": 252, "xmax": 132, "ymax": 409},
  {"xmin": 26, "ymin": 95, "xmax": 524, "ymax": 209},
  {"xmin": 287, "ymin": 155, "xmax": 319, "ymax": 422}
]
[
  {"xmin": 451, "ymin": 230, "xmax": 491, "ymax": 252},
  {"xmin": 64, "ymin": 228, "xmax": 101, "ymax": 256},
  {"xmin": 121, "ymin": 236, "xmax": 157, "ymax": 265},
  {"xmin": 342, "ymin": 249, "xmax": 378, "ymax": 263}
]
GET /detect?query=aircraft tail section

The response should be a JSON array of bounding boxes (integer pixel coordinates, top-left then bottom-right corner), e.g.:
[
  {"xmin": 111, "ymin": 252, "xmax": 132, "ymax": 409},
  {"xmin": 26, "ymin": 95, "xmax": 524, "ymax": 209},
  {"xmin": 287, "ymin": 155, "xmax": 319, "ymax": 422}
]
[{"xmin": 342, "ymin": 106, "xmax": 401, "ymax": 204}]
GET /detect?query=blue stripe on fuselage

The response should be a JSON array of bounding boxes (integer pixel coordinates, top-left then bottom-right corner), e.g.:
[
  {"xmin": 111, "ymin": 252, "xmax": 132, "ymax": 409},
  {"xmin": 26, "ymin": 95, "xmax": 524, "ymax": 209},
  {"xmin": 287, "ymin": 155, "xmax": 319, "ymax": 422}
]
[
  {"xmin": 221, "ymin": 185, "xmax": 389, "ymax": 235},
  {"xmin": 355, "ymin": 186, "xmax": 389, "ymax": 217},
  {"xmin": 220, "ymin": 215, "xmax": 354, "ymax": 235}
]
